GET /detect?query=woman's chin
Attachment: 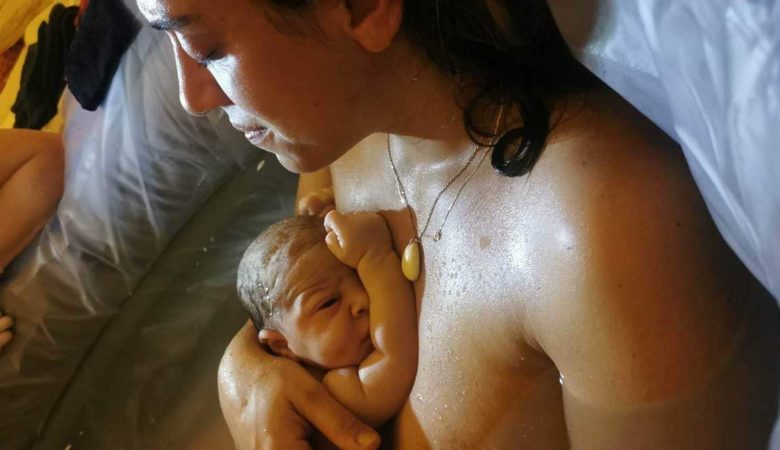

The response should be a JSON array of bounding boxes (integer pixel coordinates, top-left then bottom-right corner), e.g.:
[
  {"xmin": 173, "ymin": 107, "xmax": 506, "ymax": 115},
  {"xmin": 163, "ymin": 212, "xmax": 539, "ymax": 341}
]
[
  {"xmin": 275, "ymin": 153, "xmax": 303, "ymax": 173},
  {"xmin": 274, "ymin": 152, "xmax": 328, "ymax": 174},
  {"xmin": 260, "ymin": 135, "xmax": 337, "ymax": 173}
]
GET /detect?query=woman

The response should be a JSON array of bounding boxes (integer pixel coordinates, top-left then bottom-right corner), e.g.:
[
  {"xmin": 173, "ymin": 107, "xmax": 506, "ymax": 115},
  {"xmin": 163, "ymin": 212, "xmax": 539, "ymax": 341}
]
[{"xmin": 136, "ymin": 0, "xmax": 778, "ymax": 448}]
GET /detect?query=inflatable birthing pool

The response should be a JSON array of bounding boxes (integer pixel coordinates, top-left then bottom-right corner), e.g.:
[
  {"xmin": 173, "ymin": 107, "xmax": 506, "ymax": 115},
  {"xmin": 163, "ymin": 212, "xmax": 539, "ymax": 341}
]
[{"xmin": 0, "ymin": 0, "xmax": 777, "ymax": 448}]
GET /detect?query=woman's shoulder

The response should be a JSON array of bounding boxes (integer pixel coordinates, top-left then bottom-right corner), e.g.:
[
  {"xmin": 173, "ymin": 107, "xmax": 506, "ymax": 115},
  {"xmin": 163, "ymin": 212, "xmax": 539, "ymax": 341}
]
[
  {"xmin": 528, "ymin": 85, "xmax": 749, "ymax": 320},
  {"xmin": 537, "ymin": 88, "xmax": 703, "ymax": 223},
  {"xmin": 526, "ymin": 89, "xmax": 756, "ymax": 405},
  {"xmin": 545, "ymin": 88, "xmax": 685, "ymax": 179}
]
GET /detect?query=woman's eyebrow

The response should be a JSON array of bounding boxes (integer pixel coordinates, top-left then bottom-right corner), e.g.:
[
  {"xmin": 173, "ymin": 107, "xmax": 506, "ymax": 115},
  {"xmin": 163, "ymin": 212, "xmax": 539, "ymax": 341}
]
[{"xmin": 148, "ymin": 14, "xmax": 199, "ymax": 31}]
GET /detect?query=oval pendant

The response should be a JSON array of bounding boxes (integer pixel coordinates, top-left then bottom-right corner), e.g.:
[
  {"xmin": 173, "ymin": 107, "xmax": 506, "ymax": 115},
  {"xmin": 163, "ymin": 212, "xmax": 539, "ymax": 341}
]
[{"xmin": 401, "ymin": 240, "xmax": 421, "ymax": 282}]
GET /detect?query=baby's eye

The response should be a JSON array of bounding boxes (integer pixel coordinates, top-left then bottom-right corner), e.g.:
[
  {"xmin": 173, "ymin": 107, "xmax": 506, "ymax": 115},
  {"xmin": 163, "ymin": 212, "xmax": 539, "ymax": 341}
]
[{"xmin": 319, "ymin": 298, "xmax": 339, "ymax": 311}]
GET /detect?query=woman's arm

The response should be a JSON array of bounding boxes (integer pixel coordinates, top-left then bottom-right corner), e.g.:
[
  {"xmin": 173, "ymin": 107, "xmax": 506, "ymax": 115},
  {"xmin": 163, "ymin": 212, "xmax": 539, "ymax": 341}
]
[
  {"xmin": 217, "ymin": 321, "xmax": 381, "ymax": 450},
  {"xmin": 0, "ymin": 129, "xmax": 64, "ymax": 270}
]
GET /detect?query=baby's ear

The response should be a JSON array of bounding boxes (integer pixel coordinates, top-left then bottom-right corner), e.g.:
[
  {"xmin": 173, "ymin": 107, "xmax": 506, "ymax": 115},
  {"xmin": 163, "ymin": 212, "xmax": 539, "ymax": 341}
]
[{"xmin": 258, "ymin": 329, "xmax": 300, "ymax": 362}]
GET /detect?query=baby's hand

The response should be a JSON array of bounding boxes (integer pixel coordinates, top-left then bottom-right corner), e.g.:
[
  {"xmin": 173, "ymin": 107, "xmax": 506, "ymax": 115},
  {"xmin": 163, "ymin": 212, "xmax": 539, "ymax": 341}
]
[
  {"xmin": 324, "ymin": 211, "xmax": 393, "ymax": 269},
  {"xmin": 0, "ymin": 312, "xmax": 13, "ymax": 352},
  {"xmin": 298, "ymin": 187, "xmax": 335, "ymax": 217}
]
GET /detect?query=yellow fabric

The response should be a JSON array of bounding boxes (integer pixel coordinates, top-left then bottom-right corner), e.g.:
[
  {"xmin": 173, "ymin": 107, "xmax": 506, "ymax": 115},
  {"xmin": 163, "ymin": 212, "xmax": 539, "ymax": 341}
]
[
  {"xmin": 0, "ymin": 0, "xmax": 79, "ymax": 130},
  {"xmin": 0, "ymin": 0, "xmax": 55, "ymax": 53}
]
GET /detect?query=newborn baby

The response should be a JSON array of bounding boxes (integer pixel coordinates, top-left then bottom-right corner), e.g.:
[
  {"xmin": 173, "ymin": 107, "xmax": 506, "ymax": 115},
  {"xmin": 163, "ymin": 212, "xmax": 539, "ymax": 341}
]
[{"xmin": 236, "ymin": 211, "xmax": 418, "ymax": 427}]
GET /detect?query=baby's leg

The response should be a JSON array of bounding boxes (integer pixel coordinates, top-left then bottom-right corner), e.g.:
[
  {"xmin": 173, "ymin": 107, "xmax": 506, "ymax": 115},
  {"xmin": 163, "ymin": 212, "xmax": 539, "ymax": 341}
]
[{"xmin": 0, "ymin": 311, "xmax": 13, "ymax": 352}]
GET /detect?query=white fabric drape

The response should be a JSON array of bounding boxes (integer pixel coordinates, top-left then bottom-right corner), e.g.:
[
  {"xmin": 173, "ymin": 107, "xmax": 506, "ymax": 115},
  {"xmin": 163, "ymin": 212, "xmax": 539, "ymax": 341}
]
[{"xmin": 549, "ymin": 1, "xmax": 780, "ymax": 447}]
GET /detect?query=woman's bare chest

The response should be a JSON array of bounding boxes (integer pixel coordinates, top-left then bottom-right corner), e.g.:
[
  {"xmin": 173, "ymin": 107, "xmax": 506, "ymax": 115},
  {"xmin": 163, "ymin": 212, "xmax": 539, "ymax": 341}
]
[
  {"xmin": 332, "ymin": 151, "xmax": 572, "ymax": 448},
  {"xmin": 391, "ymin": 252, "xmax": 568, "ymax": 449}
]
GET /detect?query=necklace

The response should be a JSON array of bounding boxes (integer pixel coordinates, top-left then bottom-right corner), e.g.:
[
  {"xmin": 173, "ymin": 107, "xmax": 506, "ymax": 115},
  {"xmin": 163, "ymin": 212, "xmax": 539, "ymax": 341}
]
[{"xmin": 387, "ymin": 106, "xmax": 505, "ymax": 281}]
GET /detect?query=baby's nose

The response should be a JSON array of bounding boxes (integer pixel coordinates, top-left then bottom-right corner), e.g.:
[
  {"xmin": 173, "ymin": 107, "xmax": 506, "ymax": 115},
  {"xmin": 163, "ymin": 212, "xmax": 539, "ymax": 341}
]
[{"xmin": 350, "ymin": 298, "xmax": 368, "ymax": 318}]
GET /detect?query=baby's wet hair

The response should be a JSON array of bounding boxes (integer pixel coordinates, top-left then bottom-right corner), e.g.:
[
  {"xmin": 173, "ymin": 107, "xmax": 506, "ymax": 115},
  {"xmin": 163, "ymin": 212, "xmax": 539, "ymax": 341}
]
[{"xmin": 237, "ymin": 214, "xmax": 327, "ymax": 330}]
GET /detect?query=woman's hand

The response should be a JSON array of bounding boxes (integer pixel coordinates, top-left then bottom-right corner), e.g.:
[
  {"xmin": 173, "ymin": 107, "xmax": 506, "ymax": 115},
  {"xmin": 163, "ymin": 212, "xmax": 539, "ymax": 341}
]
[{"xmin": 218, "ymin": 321, "xmax": 381, "ymax": 450}]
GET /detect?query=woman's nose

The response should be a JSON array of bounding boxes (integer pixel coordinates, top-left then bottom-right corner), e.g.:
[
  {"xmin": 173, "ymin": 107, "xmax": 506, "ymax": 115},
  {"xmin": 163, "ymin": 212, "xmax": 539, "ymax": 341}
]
[{"xmin": 170, "ymin": 38, "xmax": 231, "ymax": 116}]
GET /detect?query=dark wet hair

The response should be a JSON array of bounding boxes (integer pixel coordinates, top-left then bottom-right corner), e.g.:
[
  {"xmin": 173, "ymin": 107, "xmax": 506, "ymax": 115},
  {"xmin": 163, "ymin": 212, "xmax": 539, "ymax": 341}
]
[
  {"xmin": 236, "ymin": 215, "xmax": 327, "ymax": 330},
  {"xmin": 259, "ymin": 0, "xmax": 598, "ymax": 177}
]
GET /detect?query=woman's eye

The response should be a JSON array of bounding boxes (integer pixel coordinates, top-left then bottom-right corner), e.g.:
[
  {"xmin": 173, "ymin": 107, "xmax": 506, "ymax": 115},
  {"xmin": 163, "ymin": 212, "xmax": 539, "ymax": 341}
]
[{"xmin": 319, "ymin": 298, "xmax": 339, "ymax": 311}]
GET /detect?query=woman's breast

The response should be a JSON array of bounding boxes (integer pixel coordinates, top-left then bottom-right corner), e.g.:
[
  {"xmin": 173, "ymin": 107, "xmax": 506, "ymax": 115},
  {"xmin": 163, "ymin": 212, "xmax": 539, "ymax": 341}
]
[{"xmin": 386, "ymin": 251, "xmax": 570, "ymax": 449}]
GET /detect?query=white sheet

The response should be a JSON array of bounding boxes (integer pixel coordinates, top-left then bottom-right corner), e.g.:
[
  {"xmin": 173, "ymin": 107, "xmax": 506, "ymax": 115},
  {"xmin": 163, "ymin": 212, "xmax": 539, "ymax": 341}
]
[
  {"xmin": 550, "ymin": 0, "xmax": 780, "ymax": 303},
  {"xmin": 549, "ymin": 1, "xmax": 780, "ymax": 447}
]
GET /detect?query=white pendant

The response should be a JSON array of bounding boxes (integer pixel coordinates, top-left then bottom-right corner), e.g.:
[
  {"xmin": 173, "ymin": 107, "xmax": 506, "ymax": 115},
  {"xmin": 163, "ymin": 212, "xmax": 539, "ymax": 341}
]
[{"xmin": 401, "ymin": 240, "xmax": 421, "ymax": 281}]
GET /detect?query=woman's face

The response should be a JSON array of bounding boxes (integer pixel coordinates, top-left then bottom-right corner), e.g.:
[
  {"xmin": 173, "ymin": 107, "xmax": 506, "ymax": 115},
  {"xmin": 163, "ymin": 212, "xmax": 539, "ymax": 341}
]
[{"xmin": 136, "ymin": 0, "xmax": 381, "ymax": 173}]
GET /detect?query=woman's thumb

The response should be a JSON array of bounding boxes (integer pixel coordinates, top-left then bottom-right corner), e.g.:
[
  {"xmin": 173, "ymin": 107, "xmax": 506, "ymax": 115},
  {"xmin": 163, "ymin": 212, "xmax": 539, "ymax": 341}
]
[{"xmin": 291, "ymin": 381, "xmax": 380, "ymax": 450}]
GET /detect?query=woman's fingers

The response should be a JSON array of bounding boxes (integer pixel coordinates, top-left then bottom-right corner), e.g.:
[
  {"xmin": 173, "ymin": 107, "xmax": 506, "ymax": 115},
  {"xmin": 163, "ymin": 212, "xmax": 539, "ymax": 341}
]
[
  {"xmin": 258, "ymin": 435, "xmax": 312, "ymax": 450},
  {"xmin": 290, "ymin": 377, "xmax": 380, "ymax": 450}
]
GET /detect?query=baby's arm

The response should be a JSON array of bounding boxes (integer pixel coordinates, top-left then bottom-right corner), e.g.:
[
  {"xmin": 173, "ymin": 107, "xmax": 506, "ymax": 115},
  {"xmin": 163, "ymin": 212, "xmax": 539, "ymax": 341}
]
[{"xmin": 321, "ymin": 211, "xmax": 418, "ymax": 427}]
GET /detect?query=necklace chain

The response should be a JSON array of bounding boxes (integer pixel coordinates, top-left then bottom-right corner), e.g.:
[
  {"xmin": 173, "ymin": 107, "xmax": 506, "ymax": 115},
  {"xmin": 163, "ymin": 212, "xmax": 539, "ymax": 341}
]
[
  {"xmin": 387, "ymin": 135, "xmax": 481, "ymax": 242},
  {"xmin": 386, "ymin": 105, "xmax": 505, "ymax": 243}
]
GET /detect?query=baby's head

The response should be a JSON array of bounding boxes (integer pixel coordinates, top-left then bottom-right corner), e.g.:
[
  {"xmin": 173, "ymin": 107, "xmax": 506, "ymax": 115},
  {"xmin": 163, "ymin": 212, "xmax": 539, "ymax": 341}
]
[{"xmin": 237, "ymin": 215, "xmax": 372, "ymax": 370}]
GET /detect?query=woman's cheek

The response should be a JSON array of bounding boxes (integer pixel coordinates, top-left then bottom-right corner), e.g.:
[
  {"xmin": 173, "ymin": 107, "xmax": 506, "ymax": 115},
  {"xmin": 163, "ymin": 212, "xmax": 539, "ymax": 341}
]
[{"xmin": 211, "ymin": 57, "xmax": 250, "ymax": 107}]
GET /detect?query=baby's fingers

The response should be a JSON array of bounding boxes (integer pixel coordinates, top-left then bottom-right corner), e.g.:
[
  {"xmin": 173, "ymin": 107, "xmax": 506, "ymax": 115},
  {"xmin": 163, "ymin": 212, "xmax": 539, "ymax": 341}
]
[
  {"xmin": 325, "ymin": 231, "xmax": 343, "ymax": 256},
  {"xmin": 323, "ymin": 209, "xmax": 344, "ymax": 232}
]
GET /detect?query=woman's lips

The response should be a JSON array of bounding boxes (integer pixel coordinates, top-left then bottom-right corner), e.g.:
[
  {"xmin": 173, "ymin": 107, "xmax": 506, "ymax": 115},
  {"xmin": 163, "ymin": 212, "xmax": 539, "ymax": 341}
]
[{"xmin": 244, "ymin": 128, "xmax": 269, "ymax": 145}]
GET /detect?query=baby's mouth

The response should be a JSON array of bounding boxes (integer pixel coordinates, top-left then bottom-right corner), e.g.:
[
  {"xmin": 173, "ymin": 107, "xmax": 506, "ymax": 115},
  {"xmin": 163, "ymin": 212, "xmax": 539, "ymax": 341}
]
[{"xmin": 362, "ymin": 335, "xmax": 374, "ymax": 352}]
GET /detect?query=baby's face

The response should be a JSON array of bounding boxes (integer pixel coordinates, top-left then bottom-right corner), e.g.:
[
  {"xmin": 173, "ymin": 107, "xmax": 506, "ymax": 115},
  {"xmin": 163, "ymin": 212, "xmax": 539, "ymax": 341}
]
[{"xmin": 277, "ymin": 244, "xmax": 372, "ymax": 369}]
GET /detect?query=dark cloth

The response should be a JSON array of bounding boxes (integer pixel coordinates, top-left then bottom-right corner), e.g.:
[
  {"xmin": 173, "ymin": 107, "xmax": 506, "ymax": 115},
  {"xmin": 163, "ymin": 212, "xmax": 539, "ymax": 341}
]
[
  {"xmin": 65, "ymin": 0, "xmax": 142, "ymax": 111},
  {"xmin": 11, "ymin": 5, "xmax": 79, "ymax": 130}
]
